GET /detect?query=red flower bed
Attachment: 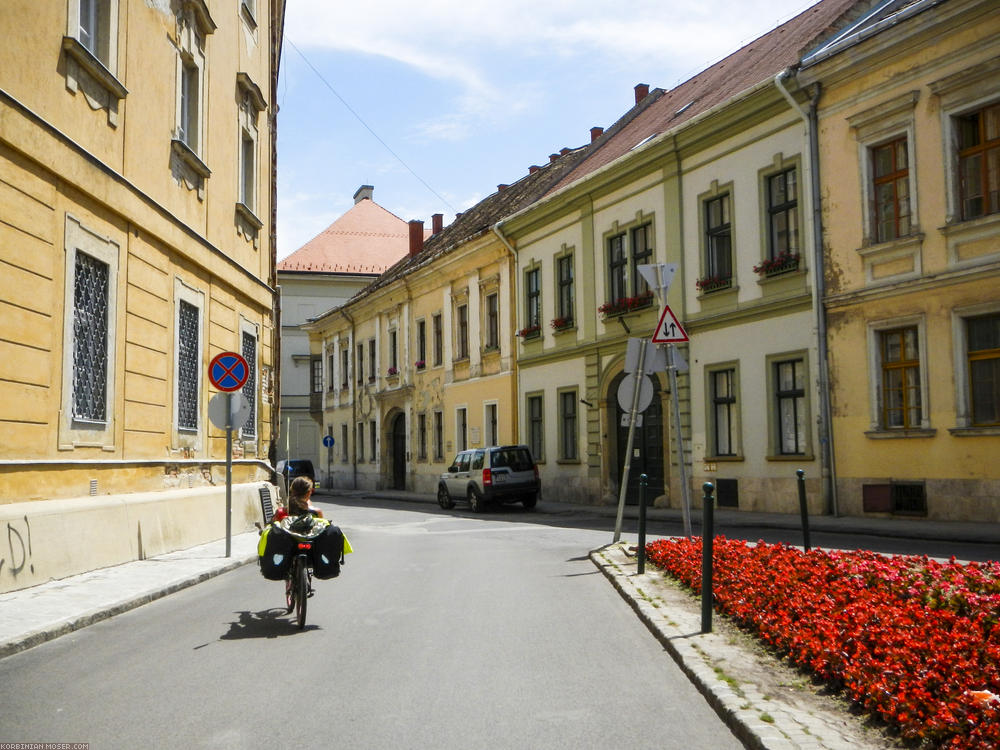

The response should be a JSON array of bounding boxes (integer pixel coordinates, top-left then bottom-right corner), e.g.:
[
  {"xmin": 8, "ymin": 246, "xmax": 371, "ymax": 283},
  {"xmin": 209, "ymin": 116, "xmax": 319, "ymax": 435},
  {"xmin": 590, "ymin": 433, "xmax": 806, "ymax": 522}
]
[{"xmin": 645, "ymin": 536, "xmax": 1000, "ymax": 748}]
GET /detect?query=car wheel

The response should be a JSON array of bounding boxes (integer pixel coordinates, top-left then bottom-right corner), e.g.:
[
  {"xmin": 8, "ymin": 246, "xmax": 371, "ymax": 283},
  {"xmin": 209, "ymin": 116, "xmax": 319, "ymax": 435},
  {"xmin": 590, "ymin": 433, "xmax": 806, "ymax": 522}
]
[
  {"xmin": 521, "ymin": 493, "xmax": 537, "ymax": 510},
  {"xmin": 437, "ymin": 484, "xmax": 455, "ymax": 509},
  {"xmin": 467, "ymin": 486, "xmax": 484, "ymax": 513}
]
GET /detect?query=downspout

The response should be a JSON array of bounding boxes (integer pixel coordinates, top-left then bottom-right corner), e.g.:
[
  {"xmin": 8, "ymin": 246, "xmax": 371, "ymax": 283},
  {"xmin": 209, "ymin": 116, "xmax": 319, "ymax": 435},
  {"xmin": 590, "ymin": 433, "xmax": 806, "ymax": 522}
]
[
  {"xmin": 774, "ymin": 70, "xmax": 839, "ymax": 517},
  {"xmin": 340, "ymin": 308, "xmax": 357, "ymax": 489},
  {"xmin": 491, "ymin": 220, "xmax": 520, "ymax": 444}
]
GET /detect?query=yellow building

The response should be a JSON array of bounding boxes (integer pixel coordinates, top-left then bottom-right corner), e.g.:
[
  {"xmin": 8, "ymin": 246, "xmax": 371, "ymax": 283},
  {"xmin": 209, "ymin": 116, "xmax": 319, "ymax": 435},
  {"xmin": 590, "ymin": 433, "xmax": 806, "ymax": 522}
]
[
  {"xmin": 797, "ymin": 0, "xmax": 1000, "ymax": 520},
  {"xmin": 0, "ymin": 0, "xmax": 284, "ymax": 590},
  {"xmin": 304, "ymin": 155, "xmax": 586, "ymax": 495}
]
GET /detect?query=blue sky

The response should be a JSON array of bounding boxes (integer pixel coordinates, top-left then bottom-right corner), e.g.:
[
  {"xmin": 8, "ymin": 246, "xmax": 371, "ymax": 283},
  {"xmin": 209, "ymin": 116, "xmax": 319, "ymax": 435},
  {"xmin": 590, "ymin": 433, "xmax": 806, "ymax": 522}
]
[{"xmin": 276, "ymin": 0, "xmax": 818, "ymax": 260}]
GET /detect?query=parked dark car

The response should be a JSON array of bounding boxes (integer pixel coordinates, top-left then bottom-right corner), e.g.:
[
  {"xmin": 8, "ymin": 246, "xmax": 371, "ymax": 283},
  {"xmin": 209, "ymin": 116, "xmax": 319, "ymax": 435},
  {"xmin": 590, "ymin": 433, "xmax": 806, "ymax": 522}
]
[
  {"xmin": 275, "ymin": 459, "xmax": 316, "ymax": 488},
  {"xmin": 437, "ymin": 445, "xmax": 540, "ymax": 512}
]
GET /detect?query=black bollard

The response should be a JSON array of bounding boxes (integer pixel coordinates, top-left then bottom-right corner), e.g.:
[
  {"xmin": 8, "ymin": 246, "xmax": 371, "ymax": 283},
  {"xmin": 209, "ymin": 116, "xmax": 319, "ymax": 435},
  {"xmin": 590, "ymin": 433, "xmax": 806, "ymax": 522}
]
[
  {"xmin": 796, "ymin": 469, "xmax": 811, "ymax": 552},
  {"xmin": 701, "ymin": 482, "xmax": 715, "ymax": 633},
  {"xmin": 638, "ymin": 474, "xmax": 648, "ymax": 574}
]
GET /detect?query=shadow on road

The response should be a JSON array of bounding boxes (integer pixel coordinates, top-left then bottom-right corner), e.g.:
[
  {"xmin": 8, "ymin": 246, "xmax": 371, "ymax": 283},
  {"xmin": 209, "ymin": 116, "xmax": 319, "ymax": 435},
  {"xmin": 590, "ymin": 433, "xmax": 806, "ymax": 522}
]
[{"xmin": 218, "ymin": 608, "xmax": 321, "ymax": 640}]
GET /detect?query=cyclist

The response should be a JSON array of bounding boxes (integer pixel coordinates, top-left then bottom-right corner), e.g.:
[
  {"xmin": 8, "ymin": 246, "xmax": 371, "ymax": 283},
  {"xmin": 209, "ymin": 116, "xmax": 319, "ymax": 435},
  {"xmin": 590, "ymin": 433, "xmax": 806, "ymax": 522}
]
[{"xmin": 274, "ymin": 475, "xmax": 323, "ymax": 521}]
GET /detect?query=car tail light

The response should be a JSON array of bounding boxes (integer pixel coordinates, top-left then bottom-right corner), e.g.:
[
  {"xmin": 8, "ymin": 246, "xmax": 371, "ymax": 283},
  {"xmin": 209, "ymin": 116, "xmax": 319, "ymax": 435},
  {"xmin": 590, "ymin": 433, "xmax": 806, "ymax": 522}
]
[
  {"xmin": 533, "ymin": 465, "xmax": 540, "ymax": 481},
  {"xmin": 483, "ymin": 468, "xmax": 492, "ymax": 486}
]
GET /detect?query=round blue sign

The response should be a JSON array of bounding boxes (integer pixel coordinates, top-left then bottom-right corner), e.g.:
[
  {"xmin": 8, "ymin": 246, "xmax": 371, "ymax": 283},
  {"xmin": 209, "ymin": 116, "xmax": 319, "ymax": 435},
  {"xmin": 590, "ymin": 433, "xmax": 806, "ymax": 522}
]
[
  {"xmin": 322, "ymin": 435, "xmax": 335, "ymax": 448},
  {"xmin": 209, "ymin": 352, "xmax": 250, "ymax": 392}
]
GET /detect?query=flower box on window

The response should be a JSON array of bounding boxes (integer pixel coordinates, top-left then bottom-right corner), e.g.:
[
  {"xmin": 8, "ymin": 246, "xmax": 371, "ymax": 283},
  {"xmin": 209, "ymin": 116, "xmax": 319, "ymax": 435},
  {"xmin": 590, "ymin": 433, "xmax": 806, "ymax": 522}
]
[
  {"xmin": 753, "ymin": 252, "xmax": 800, "ymax": 277},
  {"xmin": 550, "ymin": 317, "xmax": 574, "ymax": 331},
  {"xmin": 386, "ymin": 366, "xmax": 399, "ymax": 376},
  {"xmin": 414, "ymin": 360, "xmax": 425, "ymax": 370},
  {"xmin": 695, "ymin": 275, "xmax": 733, "ymax": 293},
  {"xmin": 598, "ymin": 291, "xmax": 653, "ymax": 317},
  {"xmin": 518, "ymin": 325, "xmax": 541, "ymax": 340}
]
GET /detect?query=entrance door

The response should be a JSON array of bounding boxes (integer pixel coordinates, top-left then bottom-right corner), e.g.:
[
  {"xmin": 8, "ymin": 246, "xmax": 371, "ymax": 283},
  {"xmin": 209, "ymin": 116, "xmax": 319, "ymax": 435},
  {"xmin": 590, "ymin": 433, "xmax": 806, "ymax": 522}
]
[
  {"xmin": 610, "ymin": 371, "xmax": 665, "ymax": 504},
  {"xmin": 391, "ymin": 413, "xmax": 407, "ymax": 490}
]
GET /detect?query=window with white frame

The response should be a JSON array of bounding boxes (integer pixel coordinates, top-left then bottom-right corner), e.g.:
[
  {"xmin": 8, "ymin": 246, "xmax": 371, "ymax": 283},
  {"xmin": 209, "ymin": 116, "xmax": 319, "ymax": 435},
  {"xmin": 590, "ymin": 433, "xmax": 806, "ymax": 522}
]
[
  {"xmin": 311, "ymin": 357, "xmax": 323, "ymax": 394},
  {"xmin": 773, "ymin": 358, "xmax": 806, "ymax": 455},
  {"xmin": 556, "ymin": 253, "xmax": 574, "ymax": 325},
  {"xmin": 171, "ymin": 3, "xmax": 214, "ymax": 190},
  {"xmin": 485, "ymin": 403, "xmax": 498, "ymax": 447},
  {"xmin": 418, "ymin": 413, "xmax": 428, "ymax": 459},
  {"xmin": 525, "ymin": 267, "xmax": 540, "ymax": 334},
  {"xmin": 526, "ymin": 393, "xmax": 544, "ymax": 462},
  {"xmin": 872, "ymin": 137, "xmax": 911, "ymax": 243},
  {"xmin": 60, "ymin": 216, "xmax": 119, "ymax": 449},
  {"xmin": 456, "ymin": 407, "xmax": 468, "ymax": 452},
  {"xmin": 456, "ymin": 305, "xmax": 469, "ymax": 360},
  {"xmin": 708, "ymin": 366, "xmax": 739, "ymax": 457},
  {"xmin": 240, "ymin": 324, "xmax": 258, "ymax": 439},
  {"xmin": 765, "ymin": 167, "xmax": 800, "ymax": 263},
  {"xmin": 485, "ymin": 293, "xmax": 499, "ymax": 351},
  {"xmin": 178, "ymin": 53, "xmax": 202, "ymax": 153},
  {"xmin": 174, "ymin": 280, "xmax": 204, "ymax": 435},
  {"xmin": 433, "ymin": 410, "xmax": 444, "ymax": 460},
  {"xmin": 77, "ymin": 0, "xmax": 113, "ymax": 66},
  {"xmin": 966, "ymin": 312, "xmax": 1000, "ymax": 426},
  {"xmin": 956, "ymin": 103, "xmax": 1000, "ymax": 222},
  {"xmin": 558, "ymin": 389, "xmax": 578, "ymax": 461}
]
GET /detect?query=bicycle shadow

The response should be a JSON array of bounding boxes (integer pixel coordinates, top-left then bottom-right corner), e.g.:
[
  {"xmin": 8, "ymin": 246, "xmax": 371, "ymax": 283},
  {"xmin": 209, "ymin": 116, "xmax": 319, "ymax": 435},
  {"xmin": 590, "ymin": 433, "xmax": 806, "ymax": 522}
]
[{"xmin": 219, "ymin": 608, "xmax": 321, "ymax": 639}]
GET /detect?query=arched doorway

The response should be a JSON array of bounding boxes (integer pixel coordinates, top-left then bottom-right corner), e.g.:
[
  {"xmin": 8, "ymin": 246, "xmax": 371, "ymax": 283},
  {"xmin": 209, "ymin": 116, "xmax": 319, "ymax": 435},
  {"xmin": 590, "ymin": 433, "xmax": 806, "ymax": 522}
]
[
  {"xmin": 609, "ymin": 370, "xmax": 666, "ymax": 504},
  {"xmin": 391, "ymin": 413, "xmax": 407, "ymax": 490}
]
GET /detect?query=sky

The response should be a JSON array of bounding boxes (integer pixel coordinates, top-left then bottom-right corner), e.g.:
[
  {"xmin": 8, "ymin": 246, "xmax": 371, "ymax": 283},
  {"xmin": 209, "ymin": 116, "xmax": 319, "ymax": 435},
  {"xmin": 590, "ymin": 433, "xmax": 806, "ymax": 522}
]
[{"xmin": 275, "ymin": 0, "xmax": 821, "ymax": 260}]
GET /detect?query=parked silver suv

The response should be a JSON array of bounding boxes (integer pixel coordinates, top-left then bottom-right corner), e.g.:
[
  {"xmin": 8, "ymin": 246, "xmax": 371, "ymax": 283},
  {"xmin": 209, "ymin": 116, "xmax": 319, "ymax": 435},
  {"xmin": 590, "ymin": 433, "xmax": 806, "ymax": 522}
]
[{"xmin": 437, "ymin": 445, "xmax": 540, "ymax": 512}]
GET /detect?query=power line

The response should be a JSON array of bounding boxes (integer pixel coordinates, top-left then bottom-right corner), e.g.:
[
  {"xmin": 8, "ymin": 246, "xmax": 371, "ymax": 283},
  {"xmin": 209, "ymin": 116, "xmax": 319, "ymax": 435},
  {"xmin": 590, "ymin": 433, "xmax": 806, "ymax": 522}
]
[{"xmin": 284, "ymin": 37, "xmax": 457, "ymax": 213}]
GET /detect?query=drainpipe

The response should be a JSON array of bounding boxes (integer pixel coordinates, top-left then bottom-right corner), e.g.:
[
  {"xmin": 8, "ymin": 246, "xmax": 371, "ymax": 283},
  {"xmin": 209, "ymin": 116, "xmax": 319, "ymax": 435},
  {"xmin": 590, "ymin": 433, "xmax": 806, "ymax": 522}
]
[
  {"xmin": 774, "ymin": 69, "xmax": 839, "ymax": 517},
  {"xmin": 340, "ymin": 307, "xmax": 358, "ymax": 490},
  {"xmin": 491, "ymin": 220, "xmax": 520, "ymax": 443}
]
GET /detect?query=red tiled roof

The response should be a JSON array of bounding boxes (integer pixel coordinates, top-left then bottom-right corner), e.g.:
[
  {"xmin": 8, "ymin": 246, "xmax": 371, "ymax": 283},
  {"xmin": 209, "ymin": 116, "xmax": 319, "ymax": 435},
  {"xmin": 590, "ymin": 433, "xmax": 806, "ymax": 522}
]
[
  {"xmin": 550, "ymin": 0, "xmax": 865, "ymax": 194},
  {"xmin": 277, "ymin": 197, "xmax": 429, "ymax": 274}
]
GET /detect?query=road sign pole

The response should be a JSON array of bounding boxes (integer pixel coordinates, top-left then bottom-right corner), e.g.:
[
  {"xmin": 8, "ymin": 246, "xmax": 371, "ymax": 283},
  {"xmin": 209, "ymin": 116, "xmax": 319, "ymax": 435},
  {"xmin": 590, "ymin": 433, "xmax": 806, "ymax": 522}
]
[
  {"xmin": 614, "ymin": 340, "xmax": 647, "ymax": 543},
  {"xmin": 225, "ymin": 392, "xmax": 233, "ymax": 558},
  {"xmin": 668, "ymin": 344, "xmax": 693, "ymax": 538}
]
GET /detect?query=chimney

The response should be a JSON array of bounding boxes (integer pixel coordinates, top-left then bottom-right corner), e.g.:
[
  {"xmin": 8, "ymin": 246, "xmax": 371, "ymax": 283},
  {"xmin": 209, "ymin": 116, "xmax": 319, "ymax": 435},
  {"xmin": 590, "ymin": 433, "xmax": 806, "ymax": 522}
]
[
  {"xmin": 590, "ymin": 126, "xmax": 604, "ymax": 142},
  {"xmin": 634, "ymin": 83, "xmax": 650, "ymax": 104},
  {"xmin": 408, "ymin": 220, "xmax": 424, "ymax": 257},
  {"xmin": 497, "ymin": 184, "xmax": 508, "ymax": 192},
  {"xmin": 528, "ymin": 165, "xmax": 541, "ymax": 174},
  {"xmin": 549, "ymin": 153, "xmax": 559, "ymax": 163},
  {"xmin": 353, "ymin": 184, "xmax": 374, "ymax": 204},
  {"xmin": 560, "ymin": 147, "xmax": 571, "ymax": 156},
  {"xmin": 432, "ymin": 213, "xmax": 443, "ymax": 234}
]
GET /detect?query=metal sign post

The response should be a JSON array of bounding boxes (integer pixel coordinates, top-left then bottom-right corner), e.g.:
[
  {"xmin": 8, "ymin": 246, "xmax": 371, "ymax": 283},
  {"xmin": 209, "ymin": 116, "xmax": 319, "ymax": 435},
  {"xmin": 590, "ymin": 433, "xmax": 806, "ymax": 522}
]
[
  {"xmin": 208, "ymin": 352, "xmax": 250, "ymax": 558},
  {"xmin": 613, "ymin": 340, "xmax": 648, "ymax": 543}
]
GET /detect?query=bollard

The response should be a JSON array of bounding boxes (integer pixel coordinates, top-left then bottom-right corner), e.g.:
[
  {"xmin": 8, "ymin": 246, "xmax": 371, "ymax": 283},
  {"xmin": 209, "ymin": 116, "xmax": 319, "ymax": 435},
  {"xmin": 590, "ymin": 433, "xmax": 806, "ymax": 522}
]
[
  {"xmin": 638, "ymin": 474, "xmax": 648, "ymax": 574},
  {"xmin": 701, "ymin": 482, "xmax": 715, "ymax": 633},
  {"xmin": 796, "ymin": 469, "xmax": 811, "ymax": 552}
]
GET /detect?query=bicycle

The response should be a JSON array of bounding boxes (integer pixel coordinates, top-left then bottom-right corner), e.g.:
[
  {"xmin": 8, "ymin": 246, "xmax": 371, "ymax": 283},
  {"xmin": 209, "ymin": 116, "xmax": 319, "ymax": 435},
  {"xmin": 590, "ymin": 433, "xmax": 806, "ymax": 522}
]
[{"xmin": 284, "ymin": 540, "xmax": 313, "ymax": 630}]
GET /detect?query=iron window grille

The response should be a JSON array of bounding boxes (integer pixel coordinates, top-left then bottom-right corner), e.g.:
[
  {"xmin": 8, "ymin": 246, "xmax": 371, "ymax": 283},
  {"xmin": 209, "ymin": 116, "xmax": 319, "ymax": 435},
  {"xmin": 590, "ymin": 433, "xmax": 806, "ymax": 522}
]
[
  {"xmin": 72, "ymin": 251, "xmax": 110, "ymax": 423},
  {"xmin": 177, "ymin": 300, "xmax": 200, "ymax": 430},
  {"xmin": 241, "ymin": 331, "xmax": 257, "ymax": 436}
]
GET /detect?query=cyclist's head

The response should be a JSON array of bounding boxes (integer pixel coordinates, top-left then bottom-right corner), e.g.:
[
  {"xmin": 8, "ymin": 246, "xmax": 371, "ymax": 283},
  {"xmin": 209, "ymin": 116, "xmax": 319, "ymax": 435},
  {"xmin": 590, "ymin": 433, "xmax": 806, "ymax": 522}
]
[{"xmin": 288, "ymin": 476, "xmax": 313, "ymax": 511}]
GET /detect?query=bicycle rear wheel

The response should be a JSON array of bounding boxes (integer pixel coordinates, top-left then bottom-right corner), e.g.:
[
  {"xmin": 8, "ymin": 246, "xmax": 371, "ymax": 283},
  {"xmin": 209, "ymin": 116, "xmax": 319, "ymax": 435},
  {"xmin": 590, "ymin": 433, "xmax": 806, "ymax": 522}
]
[
  {"xmin": 285, "ymin": 574, "xmax": 294, "ymax": 614},
  {"xmin": 295, "ymin": 558, "xmax": 308, "ymax": 630}
]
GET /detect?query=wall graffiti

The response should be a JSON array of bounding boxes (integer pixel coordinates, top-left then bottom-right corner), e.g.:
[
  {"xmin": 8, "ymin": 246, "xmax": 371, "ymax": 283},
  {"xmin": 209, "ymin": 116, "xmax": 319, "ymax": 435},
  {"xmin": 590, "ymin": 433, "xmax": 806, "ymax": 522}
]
[{"xmin": 0, "ymin": 515, "xmax": 33, "ymax": 578}]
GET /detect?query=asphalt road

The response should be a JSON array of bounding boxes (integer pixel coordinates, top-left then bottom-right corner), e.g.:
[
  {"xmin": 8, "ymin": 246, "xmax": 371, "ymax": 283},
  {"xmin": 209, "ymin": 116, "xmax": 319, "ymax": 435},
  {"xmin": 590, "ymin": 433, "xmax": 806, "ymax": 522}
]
[{"xmin": 0, "ymin": 501, "xmax": 744, "ymax": 750}]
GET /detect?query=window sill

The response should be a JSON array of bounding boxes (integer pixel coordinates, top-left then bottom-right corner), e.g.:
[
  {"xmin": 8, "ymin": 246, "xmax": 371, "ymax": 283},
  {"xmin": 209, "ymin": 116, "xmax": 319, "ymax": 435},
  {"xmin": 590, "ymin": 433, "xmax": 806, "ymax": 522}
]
[
  {"xmin": 949, "ymin": 426, "xmax": 1000, "ymax": 437},
  {"xmin": 482, "ymin": 345, "xmax": 500, "ymax": 356},
  {"xmin": 704, "ymin": 455, "xmax": 744, "ymax": 462},
  {"xmin": 864, "ymin": 428, "xmax": 937, "ymax": 439},
  {"xmin": 556, "ymin": 458, "xmax": 581, "ymax": 465},
  {"xmin": 240, "ymin": 1, "xmax": 258, "ymax": 29},
  {"xmin": 766, "ymin": 454, "xmax": 815, "ymax": 462},
  {"xmin": 552, "ymin": 325, "xmax": 576, "ymax": 335},
  {"xmin": 171, "ymin": 139, "xmax": 211, "ymax": 178},
  {"xmin": 62, "ymin": 37, "xmax": 128, "ymax": 101},
  {"xmin": 235, "ymin": 202, "xmax": 263, "ymax": 231}
]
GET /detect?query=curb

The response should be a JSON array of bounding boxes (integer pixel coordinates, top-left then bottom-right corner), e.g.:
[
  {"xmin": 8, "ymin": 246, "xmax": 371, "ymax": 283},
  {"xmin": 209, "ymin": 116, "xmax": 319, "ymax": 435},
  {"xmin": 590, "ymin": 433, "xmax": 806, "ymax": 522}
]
[{"xmin": 0, "ymin": 552, "xmax": 256, "ymax": 660}]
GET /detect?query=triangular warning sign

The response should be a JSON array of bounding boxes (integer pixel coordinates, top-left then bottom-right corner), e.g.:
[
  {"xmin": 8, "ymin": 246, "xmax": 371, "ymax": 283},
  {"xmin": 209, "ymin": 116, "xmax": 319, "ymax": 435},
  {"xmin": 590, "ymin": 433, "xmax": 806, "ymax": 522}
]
[{"xmin": 652, "ymin": 305, "xmax": 688, "ymax": 343}]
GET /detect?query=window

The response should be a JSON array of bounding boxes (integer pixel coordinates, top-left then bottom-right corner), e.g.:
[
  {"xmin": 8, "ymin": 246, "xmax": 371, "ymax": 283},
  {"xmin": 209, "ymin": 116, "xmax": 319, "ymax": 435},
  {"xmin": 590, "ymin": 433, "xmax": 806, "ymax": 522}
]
[
  {"xmin": 368, "ymin": 338, "xmax": 376, "ymax": 382},
  {"xmin": 357, "ymin": 343, "xmax": 364, "ymax": 384},
  {"xmin": 485, "ymin": 293, "xmax": 499, "ymax": 350},
  {"xmin": 705, "ymin": 194, "xmax": 732, "ymax": 281},
  {"xmin": 880, "ymin": 327, "xmax": 921, "ymax": 428},
  {"xmin": 432, "ymin": 314, "xmax": 443, "ymax": 366},
  {"xmin": 957, "ymin": 103, "xmax": 1000, "ymax": 221},
  {"xmin": 389, "ymin": 330, "xmax": 398, "ymax": 371},
  {"xmin": 766, "ymin": 168, "xmax": 799, "ymax": 260},
  {"xmin": 176, "ymin": 298, "xmax": 200, "ymax": 432},
  {"xmin": 608, "ymin": 234, "xmax": 627, "ymax": 302},
  {"xmin": 240, "ymin": 327, "xmax": 257, "ymax": 438},
  {"xmin": 872, "ymin": 137, "xmax": 910, "ymax": 243},
  {"xmin": 417, "ymin": 414, "xmax": 427, "ymax": 460},
  {"xmin": 456, "ymin": 407, "xmax": 468, "ymax": 452},
  {"xmin": 433, "ymin": 410, "xmax": 444, "ymax": 460},
  {"xmin": 240, "ymin": 130, "xmax": 255, "ymax": 208},
  {"xmin": 774, "ymin": 359, "xmax": 806, "ymax": 454},
  {"xmin": 416, "ymin": 320, "xmax": 426, "ymax": 365},
  {"xmin": 78, "ymin": 0, "xmax": 112, "ymax": 64},
  {"xmin": 341, "ymin": 424, "xmax": 348, "ymax": 462},
  {"xmin": 72, "ymin": 251, "xmax": 111, "ymax": 423},
  {"xmin": 369, "ymin": 420, "xmax": 377, "ymax": 462},
  {"xmin": 456, "ymin": 305, "xmax": 469, "ymax": 360},
  {"xmin": 710, "ymin": 368, "xmax": 738, "ymax": 456},
  {"xmin": 557, "ymin": 255, "xmax": 574, "ymax": 323},
  {"xmin": 525, "ymin": 268, "xmax": 541, "ymax": 330},
  {"xmin": 357, "ymin": 423, "xmax": 364, "ymax": 461},
  {"xmin": 967, "ymin": 313, "xmax": 1000, "ymax": 426},
  {"xmin": 527, "ymin": 394, "xmax": 544, "ymax": 461},
  {"xmin": 312, "ymin": 357, "xmax": 323, "ymax": 394},
  {"xmin": 559, "ymin": 390, "xmax": 578, "ymax": 461},
  {"xmin": 341, "ymin": 348, "xmax": 349, "ymax": 388},
  {"xmin": 179, "ymin": 59, "xmax": 200, "ymax": 152},
  {"xmin": 485, "ymin": 403, "xmax": 498, "ymax": 447},
  {"xmin": 630, "ymin": 224, "xmax": 653, "ymax": 296}
]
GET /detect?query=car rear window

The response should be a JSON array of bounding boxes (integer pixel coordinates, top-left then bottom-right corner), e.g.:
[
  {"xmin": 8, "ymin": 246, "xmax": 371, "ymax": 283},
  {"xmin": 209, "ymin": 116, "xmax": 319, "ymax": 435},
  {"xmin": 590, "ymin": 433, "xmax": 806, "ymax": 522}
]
[
  {"xmin": 492, "ymin": 448, "xmax": 533, "ymax": 471},
  {"xmin": 471, "ymin": 451, "xmax": 485, "ymax": 470}
]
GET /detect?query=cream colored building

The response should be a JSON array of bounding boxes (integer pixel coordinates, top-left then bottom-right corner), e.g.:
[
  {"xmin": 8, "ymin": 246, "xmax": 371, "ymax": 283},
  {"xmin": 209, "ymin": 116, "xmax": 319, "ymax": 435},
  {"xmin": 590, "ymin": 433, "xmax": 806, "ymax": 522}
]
[
  {"xmin": 304, "ymin": 155, "xmax": 585, "ymax": 495},
  {"xmin": 0, "ymin": 0, "xmax": 284, "ymax": 591},
  {"xmin": 797, "ymin": 0, "xmax": 1000, "ymax": 520}
]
